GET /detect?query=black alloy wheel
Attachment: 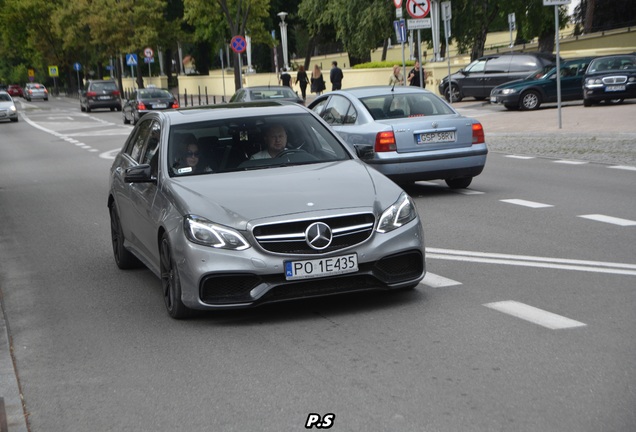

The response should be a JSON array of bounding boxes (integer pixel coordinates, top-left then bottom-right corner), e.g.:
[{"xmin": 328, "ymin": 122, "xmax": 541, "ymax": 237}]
[
  {"xmin": 160, "ymin": 234, "xmax": 192, "ymax": 319},
  {"xmin": 109, "ymin": 204, "xmax": 141, "ymax": 269}
]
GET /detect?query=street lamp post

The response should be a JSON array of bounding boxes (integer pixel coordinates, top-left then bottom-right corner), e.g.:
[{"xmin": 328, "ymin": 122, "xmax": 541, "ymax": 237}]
[{"xmin": 277, "ymin": 12, "xmax": 289, "ymax": 71}]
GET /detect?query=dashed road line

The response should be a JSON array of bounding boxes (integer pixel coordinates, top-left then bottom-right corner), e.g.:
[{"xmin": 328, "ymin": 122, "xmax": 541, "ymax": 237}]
[
  {"xmin": 553, "ymin": 160, "xmax": 588, "ymax": 165},
  {"xmin": 484, "ymin": 301, "xmax": 586, "ymax": 330},
  {"xmin": 500, "ymin": 199, "xmax": 554, "ymax": 208},
  {"xmin": 608, "ymin": 165, "xmax": 636, "ymax": 171},
  {"xmin": 505, "ymin": 155, "xmax": 535, "ymax": 160},
  {"xmin": 578, "ymin": 214, "xmax": 636, "ymax": 227},
  {"xmin": 421, "ymin": 272, "xmax": 462, "ymax": 288}
]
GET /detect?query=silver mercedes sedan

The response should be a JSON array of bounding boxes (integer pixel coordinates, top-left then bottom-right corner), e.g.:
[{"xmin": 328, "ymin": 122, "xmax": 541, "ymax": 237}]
[
  {"xmin": 308, "ymin": 86, "xmax": 488, "ymax": 189},
  {"xmin": 108, "ymin": 102, "xmax": 426, "ymax": 319}
]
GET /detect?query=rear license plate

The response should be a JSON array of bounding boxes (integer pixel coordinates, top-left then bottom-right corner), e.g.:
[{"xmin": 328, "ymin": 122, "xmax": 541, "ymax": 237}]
[
  {"xmin": 285, "ymin": 254, "xmax": 358, "ymax": 280},
  {"xmin": 417, "ymin": 131, "xmax": 456, "ymax": 144},
  {"xmin": 154, "ymin": 103, "xmax": 167, "ymax": 109},
  {"xmin": 99, "ymin": 96, "xmax": 111, "ymax": 100},
  {"xmin": 606, "ymin": 85, "xmax": 625, "ymax": 92}
]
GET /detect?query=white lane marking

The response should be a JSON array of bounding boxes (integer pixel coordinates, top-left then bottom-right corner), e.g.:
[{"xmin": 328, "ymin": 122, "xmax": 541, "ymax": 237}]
[
  {"xmin": 484, "ymin": 301, "xmax": 586, "ymax": 330},
  {"xmin": 608, "ymin": 165, "xmax": 636, "ymax": 171},
  {"xmin": 100, "ymin": 149, "xmax": 121, "ymax": 160},
  {"xmin": 454, "ymin": 189, "xmax": 485, "ymax": 195},
  {"xmin": 426, "ymin": 248, "xmax": 636, "ymax": 276},
  {"xmin": 505, "ymin": 155, "xmax": 535, "ymax": 160},
  {"xmin": 415, "ymin": 181, "xmax": 440, "ymax": 186},
  {"xmin": 578, "ymin": 214, "xmax": 636, "ymax": 227},
  {"xmin": 421, "ymin": 272, "xmax": 462, "ymax": 288},
  {"xmin": 553, "ymin": 160, "xmax": 588, "ymax": 165},
  {"xmin": 500, "ymin": 199, "xmax": 554, "ymax": 208}
]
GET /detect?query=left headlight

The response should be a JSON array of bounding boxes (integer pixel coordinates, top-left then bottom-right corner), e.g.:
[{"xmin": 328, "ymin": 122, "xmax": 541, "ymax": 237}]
[
  {"xmin": 184, "ymin": 215, "xmax": 250, "ymax": 250},
  {"xmin": 501, "ymin": 88, "xmax": 517, "ymax": 95},
  {"xmin": 377, "ymin": 192, "xmax": 417, "ymax": 233},
  {"xmin": 10, "ymin": 105, "xmax": 17, "ymax": 113}
]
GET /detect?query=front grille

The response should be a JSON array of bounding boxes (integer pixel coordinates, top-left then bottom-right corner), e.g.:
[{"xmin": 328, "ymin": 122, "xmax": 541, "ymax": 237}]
[
  {"xmin": 602, "ymin": 76, "xmax": 627, "ymax": 84},
  {"xmin": 259, "ymin": 274, "xmax": 383, "ymax": 303},
  {"xmin": 253, "ymin": 213, "xmax": 375, "ymax": 254}
]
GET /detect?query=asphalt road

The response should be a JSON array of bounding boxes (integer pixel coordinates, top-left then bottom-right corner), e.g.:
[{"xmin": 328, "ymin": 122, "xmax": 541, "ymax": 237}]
[{"xmin": 0, "ymin": 96, "xmax": 635, "ymax": 432}]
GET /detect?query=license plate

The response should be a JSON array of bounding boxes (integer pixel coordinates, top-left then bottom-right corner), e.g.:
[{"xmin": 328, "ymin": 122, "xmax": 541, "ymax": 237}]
[
  {"xmin": 99, "ymin": 96, "xmax": 111, "ymax": 100},
  {"xmin": 285, "ymin": 253, "xmax": 358, "ymax": 280},
  {"xmin": 606, "ymin": 85, "xmax": 625, "ymax": 92},
  {"xmin": 490, "ymin": 96, "xmax": 497, "ymax": 103},
  {"xmin": 417, "ymin": 131, "xmax": 456, "ymax": 144},
  {"xmin": 154, "ymin": 103, "xmax": 167, "ymax": 109}
]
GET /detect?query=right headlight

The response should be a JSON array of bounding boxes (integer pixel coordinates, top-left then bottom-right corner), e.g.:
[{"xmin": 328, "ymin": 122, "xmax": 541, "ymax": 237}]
[
  {"xmin": 184, "ymin": 215, "xmax": 250, "ymax": 250},
  {"xmin": 377, "ymin": 192, "xmax": 417, "ymax": 233}
]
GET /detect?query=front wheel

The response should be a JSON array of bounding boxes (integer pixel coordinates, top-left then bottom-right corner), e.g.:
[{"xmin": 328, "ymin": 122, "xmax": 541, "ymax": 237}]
[
  {"xmin": 583, "ymin": 98, "xmax": 592, "ymax": 107},
  {"xmin": 445, "ymin": 177, "xmax": 472, "ymax": 189},
  {"xmin": 110, "ymin": 204, "xmax": 142, "ymax": 269},
  {"xmin": 444, "ymin": 84, "xmax": 462, "ymax": 103},
  {"xmin": 520, "ymin": 90, "xmax": 541, "ymax": 110},
  {"xmin": 160, "ymin": 234, "xmax": 192, "ymax": 319}
]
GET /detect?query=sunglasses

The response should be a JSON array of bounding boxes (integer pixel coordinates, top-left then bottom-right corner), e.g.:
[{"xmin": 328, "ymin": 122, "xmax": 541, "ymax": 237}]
[{"xmin": 186, "ymin": 151, "xmax": 200, "ymax": 157}]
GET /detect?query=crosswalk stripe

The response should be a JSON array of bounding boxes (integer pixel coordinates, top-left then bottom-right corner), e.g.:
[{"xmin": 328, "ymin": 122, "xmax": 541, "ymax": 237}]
[{"xmin": 484, "ymin": 301, "xmax": 586, "ymax": 330}]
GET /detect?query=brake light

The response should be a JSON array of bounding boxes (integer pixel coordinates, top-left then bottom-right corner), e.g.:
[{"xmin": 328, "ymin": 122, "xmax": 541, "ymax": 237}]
[
  {"xmin": 87, "ymin": 91, "xmax": 97, "ymax": 97},
  {"xmin": 171, "ymin": 101, "xmax": 180, "ymax": 108},
  {"xmin": 472, "ymin": 123, "xmax": 485, "ymax": 144},
  {"xmin": 137, "ymin": 102, "xmax": 146, "ymax": 110},
  {"xmin": 113, "ymin": 90, "xmax": 120, "ymax": 96},
  {"xmin": 374, "ymin": 131, "xmax": 396, "ymax": 152}
]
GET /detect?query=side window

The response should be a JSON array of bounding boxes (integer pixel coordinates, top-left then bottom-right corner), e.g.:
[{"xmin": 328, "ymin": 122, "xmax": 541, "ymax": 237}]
[
  {"xmin": 508, "ymin": 55, "xmax": 538, "ymax": 72},
  {"xmin": 141, "ymin": 121, "xmax": 162, "ymax": 175},
  {"xmin": 126, "ymin": 120, "xmax": 153, "ymax": 162},
  {"xmin": 465, "ymin": 60, "xmax": 486, "ymax": 73},
  {"xmin": 311, "ymin": 98, "xmax": 328, "ymax": 116},
  {"xmin": 485, "ymin": 56, "xmax": 511, "ymax": 73},
  {"xmin": 322, "ymin": 95, "xmax": 353, "ymax": 126}
]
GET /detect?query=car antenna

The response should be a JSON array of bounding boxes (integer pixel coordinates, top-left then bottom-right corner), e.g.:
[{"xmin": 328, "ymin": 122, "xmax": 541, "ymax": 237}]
[{"xmin": 391, "ymin": 82, "xmax": 396, "ymax": 92}]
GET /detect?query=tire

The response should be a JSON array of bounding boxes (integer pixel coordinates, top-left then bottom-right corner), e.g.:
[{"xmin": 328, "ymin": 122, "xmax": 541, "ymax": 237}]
[
  {"xmin": 583, "ymin": 98, "xmax": 592, "ymax": 107},
  {"xmin": 110, "ymin": 107, "xmax": 115, "ymax": 112},
  {"xmin": 520, "ymin": 90, "xmax": 541, "ymax": 110},
  {"xmin": 81, "ymin": 105, "xmax": 86, "ymax": 112},
  {"xmin": 445, "ymin": 177, "xmax": 472, "ymax": 189},
  {"xmin": 109, "ymin": 204, "xmax": 142, "ymax": 269},
  {"xmin": 160, "ymin": 234, "xmax": 192, "ymax": 319},
  {"xmin": 444, "ymin": 84, "xmax": 462, "ymax": 103},
  {"xmin": 86, "ymin": 106, "xmax": 91, "ymax": 113}
]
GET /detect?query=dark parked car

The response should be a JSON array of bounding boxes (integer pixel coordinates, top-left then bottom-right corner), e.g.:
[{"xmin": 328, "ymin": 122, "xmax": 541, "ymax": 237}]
[
  {"xmin": 308, "ymin": 86, "xmax": 487, "ymax": 189},
  {"xmin": 438, "ymin": 52, "xmax": 558, "ymax": 102},
  {"xmin": 7, "ymin": 84, "xmax": 23, "ymax": 98},
  {"xmin": 123, "ymin": 88, "xmax": 179, "ymax": 125},
  {"xmin": 80, "ymin": 80, "xmax": 122, "ymax": 112},
  {"xmin": 230, "ymin": 86, "xmax": 304, "ymax": 105},
  {"xmin": 108, "ymin": 102, "xmax": 425, "ymax": 318},
  {"xmin": 583, "ymin": 54, "xmax": 636, "ymax": 107},
  {"xmin": 490, "ymin": 57, "xmax": 594, "ymax": 110}
]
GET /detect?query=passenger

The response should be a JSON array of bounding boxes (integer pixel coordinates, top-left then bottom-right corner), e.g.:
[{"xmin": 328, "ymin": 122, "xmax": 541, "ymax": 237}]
[
  {"xmin": 175, "ymin": 134, "xmax": 211, "ymax": 174},
  {"xmin": 250, "ymin": 124, "xmax": 288, "ymax": 159}
]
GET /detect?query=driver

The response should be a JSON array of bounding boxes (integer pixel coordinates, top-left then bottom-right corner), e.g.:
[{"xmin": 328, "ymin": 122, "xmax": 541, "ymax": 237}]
[{"xmin": 250, "ymin": 124, "xmax": 287, "ymax": 159}]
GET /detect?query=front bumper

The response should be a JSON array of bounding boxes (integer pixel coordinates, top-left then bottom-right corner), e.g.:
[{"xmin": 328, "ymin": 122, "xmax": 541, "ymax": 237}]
[{"xmin": 173, "ymin": 218, "xmax": 426, "ymax": 310}]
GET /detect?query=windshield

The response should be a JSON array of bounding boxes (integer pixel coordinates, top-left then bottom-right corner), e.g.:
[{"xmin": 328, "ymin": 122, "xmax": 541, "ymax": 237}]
[
  {"xmin": 139, "ymin": 89, "xmax": 173, "ymax": 99},
  {"xmin": 168, "ymin": 113, "xmax": 351, "ymax": 176},
  {"xmin": 588, "ymin": 56, "xmax": 636, "ymax": 73},
  {"xmin": 249, "ymin": 88, "xmax": 298, "ymax": 100},
  {"xmin": 360, "ymin": 93, "xmax": 455, "ymax": 119}
]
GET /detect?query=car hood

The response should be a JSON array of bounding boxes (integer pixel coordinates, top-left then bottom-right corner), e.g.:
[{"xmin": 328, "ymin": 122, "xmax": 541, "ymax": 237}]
[
  {"xmin": 166, "ymin": 160, "xmax": 400, "ymax": 230},
  {"xmin": 0, "ymin": 101, "xmax": 15, "ymax": 109}
]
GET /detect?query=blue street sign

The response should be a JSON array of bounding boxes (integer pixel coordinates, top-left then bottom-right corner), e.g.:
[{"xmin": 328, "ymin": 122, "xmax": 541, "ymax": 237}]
[
  {"xmin": 73, "ymin": 62, "xmax": 81, "ymax": 71},
  {"xmin": 105, "ymin": 65, "xmax": 114, "ymax": 71},
  {"xmin": 126, "ymin": 53, "xmax": 138, "ymax": 66},
  {"xmin": 393, "ymin": 19, "xmax": 407, "ymax": 43},
  {"xmin": 143, "ymin": 57, "xmax": 155, "ymax": 64}
]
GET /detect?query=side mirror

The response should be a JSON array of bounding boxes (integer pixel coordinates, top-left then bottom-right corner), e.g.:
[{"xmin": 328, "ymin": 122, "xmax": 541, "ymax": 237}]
[{"xmin": 124, "ymin": 164, "xmax": 155, "ymax": 183}]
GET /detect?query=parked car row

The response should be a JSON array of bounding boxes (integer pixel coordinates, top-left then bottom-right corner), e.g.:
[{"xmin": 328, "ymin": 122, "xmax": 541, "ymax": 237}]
[{"xmin": 1, "ymin": 83, "xmax": 48, "ymax": 101}]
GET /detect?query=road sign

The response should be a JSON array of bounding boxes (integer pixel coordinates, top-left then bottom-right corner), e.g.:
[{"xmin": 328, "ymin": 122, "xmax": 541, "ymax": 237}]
[
  {"xmin": 73, "ymin": 62, "xmax": 81, "ymax": 71},
  {"xmin": 230, "ymin": 35, "xmax": 247, "ymax": 54},
  {"xmin": 48, "ymin": 66, "xmax": 59, "ymax": 77},
  {"xmin": 407, "ymin": 18, "xmax": 432, "ymax": 30},
  {"xmin": 543, "ymin": 0, "xmax": 570, "ymax": 4},
  {"xmin": 393, "ymin": 19, "xmax": 407, "ymax": 43},
  {"xmin": 394, "ymin": 0, "xmax": 403, "ymax": 7},
  {"xmin": 144, "ymin": 47, "xmax": 154, "ymax": 58},
  {"xmin": 126, "ymin": 53, "xmax": 138, "ymax": 66},
  {"xmin": 406, "ymin": 0, "xmax": 431, "ymax": 19},
  {"xmin": 143, "ymin": 57, "xmax": 155, "ymax": 64}
]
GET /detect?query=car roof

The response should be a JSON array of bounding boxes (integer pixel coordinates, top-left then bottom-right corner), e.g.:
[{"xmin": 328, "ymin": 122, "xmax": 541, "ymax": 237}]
[
  {"xmin": 324, "ymin": 85, "xmax": 431, "ymax": 98},
  {"xmin": 245, "ymin": 86, "xmax": 293, "ymax": 90},
  {"xmin": 152, "ymin": 101, "xmax": 309, "ymax": 126}
]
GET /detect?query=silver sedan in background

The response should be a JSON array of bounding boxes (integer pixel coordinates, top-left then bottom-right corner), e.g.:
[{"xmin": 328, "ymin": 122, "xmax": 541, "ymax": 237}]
[
  {"xmin": 308, "ymin": 86, "xmax": 488, "ymax": 189},
  {"xmin": 108, "ymin": 102, "xmax": 426, "ymax": 319}
]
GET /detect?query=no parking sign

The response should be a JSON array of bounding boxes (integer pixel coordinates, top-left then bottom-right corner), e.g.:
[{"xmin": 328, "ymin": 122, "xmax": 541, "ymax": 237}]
[{"xmin": 230, "ymin": 36, "xmax": 247, "ymax": 53}]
